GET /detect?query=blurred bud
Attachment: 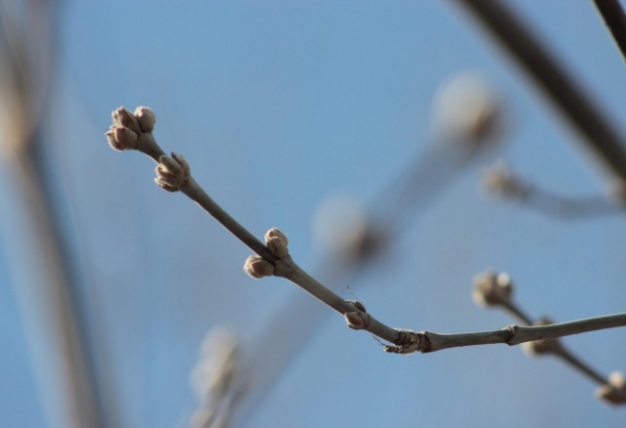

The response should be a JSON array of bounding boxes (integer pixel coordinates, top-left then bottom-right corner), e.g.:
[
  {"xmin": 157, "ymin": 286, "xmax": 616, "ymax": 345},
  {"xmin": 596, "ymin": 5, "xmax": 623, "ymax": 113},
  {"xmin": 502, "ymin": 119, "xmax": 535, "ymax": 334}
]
[
  {"xmin": 596, "ymin": 371, "xmax": 626, "ymax": 405},
  {"xmin": 134, "ymin": 106, "xmax": 156, "ymax": 133},
  {"xmin": 191, "ymin": 328, "xmax": 241, "ymax": 401},
  {"xmin": 313, "ymin": 195, "xmax": 387, "ymax": 263},
  {"xmin": 243, "ymin": 255, "xmax": 274, "ymax": 278},
  {"xmin": 155, "ymin": 153, "xmax": 190, "ymax": 191},
  {"xmin": 432, "ymin": 72, "xmax": 504, "ymax": 149},
  {"xmin": 522, "ymin": 317, "xmax": 560, "ymax": 356},
  {"xmin": 482, "ymin": 162, "xmax": 530, "ymax": 199},
  {"xmin": 472, "ymin": 270, "xmax": 513, "ymax": 307},
  {"xmin": 112, "ymin": 106, "xmax": 141, "ymax": 135}
]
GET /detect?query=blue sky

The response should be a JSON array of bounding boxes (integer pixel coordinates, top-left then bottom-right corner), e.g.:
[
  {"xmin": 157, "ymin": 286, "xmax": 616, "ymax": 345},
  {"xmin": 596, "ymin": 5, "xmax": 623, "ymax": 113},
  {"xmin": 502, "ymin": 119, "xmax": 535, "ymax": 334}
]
[{"xmin": 2, "ymin": 1, "xmax": 626, "ymax": 427}]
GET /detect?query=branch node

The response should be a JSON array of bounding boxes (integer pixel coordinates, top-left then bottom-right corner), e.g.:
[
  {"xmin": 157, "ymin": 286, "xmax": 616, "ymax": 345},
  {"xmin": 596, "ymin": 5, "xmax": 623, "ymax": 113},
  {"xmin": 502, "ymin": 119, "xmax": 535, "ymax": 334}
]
[{"xmin": 384, "ymin": 330, "xmax": 428, "ymax": 354}]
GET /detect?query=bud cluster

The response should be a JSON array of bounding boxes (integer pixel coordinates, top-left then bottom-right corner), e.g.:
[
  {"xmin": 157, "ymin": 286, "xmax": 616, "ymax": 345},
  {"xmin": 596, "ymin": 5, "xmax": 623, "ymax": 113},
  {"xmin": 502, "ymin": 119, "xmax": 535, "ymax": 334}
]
[
  {"xmin": 105, "ymin": 106, "xmax": 156, "ymax": 151},
  {"xmin": 243, "ymin": 228, "xmax": 290, "ymax": 279}
]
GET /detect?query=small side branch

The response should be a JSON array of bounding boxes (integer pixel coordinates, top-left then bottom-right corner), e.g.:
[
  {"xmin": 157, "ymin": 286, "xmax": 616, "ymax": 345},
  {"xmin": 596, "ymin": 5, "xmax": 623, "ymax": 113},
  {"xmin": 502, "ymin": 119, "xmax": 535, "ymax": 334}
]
[{"xmin": 482, "ymin": 162, "xmax": 625, "ymax": 220}]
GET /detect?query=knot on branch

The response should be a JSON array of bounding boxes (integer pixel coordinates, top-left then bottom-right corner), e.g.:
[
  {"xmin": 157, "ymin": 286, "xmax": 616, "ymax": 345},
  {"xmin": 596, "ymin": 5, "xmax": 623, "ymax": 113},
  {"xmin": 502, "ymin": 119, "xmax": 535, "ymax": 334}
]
[
  {"xmin": 472, "ymin": 269, "xmax": 513, "ymax": 307},
  {"xmin": 105, "ymin": 106, "xmax": 156, "ymax": 151},
  {"xmin": 243, "ymin": 255, "xmax": 274, "ymax": 279},
  {"xmin": 596, "ymin": 371, "xmax": 626, "ymax": 406},
  {"xmin": 521, "ymin": 317, "xmax": 561, "ymax": 356},
  {"xmin": 264, "ymin": 228, "xmax": 289, "ymax": 258},
  {"xmin": 383, "ymin": 330, "xmax": 428, "ymax": 355},
  {"xmin": 155, "ymin": 153, "xmax": 190, "ymax": 192}
]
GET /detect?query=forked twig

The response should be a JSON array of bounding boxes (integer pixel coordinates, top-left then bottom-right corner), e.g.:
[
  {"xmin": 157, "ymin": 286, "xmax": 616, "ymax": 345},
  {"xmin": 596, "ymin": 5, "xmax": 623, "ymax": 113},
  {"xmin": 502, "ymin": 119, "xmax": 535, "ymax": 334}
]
[{"xmin": 473, "ymin": 270, "xmax": 626, "ymax": 404}]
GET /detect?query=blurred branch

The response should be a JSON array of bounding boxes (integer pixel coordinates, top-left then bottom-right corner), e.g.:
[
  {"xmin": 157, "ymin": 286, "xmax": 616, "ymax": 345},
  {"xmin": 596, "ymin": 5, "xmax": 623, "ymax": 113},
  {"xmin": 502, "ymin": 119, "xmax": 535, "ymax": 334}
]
[
  {"xmin": 453, "ymin": 0, "xmax": 626, "ymax": 184},
  {"xmin": 592, "ymin": 0, "xmax": 626, "ymax": 64},
  {"xmin": 482, "ymin": 162, "xmax": 625, "ymax": 220},
  {"xmin": 473, "ymin": 270, "xmax": 626, "ymax": 405},
  {"xmin": 0, "ymin": 2, "xmax": 106, "ymax": 427}
]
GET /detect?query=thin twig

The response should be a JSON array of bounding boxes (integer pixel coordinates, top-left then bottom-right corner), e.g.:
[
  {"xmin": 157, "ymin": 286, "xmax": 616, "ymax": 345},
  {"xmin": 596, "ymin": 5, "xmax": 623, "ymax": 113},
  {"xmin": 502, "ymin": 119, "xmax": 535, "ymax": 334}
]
[
  {"xmin": 105, "ymin": 107, "xmax": 626, "ymax": 357},
  {"xmin": 405, "ymin": 313, "xmax": 626, "ymax": 354},
  {"xmin": 453, "ymin": 0, "xmax": 626, "ymax": 183},
  {"xmin": 592, "ymin": 0, "xmax": 626, "ymax": 63}
]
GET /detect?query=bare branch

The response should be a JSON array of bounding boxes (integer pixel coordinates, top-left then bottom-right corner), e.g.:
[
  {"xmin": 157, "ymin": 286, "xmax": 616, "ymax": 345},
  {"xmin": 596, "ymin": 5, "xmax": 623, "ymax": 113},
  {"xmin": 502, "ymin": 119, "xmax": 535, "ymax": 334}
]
[
  {"xmin": 482, "ymin": 162, "xmax": 625, "ymax": 220},
  {"xmin": 105, "ymin": 107, "xmax": 626, "ymax": 360}
]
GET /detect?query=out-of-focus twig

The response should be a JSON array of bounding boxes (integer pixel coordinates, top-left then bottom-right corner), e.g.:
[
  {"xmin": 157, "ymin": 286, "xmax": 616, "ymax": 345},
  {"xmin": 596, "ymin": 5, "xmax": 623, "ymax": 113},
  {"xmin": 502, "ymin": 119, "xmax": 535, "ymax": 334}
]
[
  {"xmin": 482, "ymin": 162, "xmax": 625, "ymax": 220},
  {"xmin": 0, "ymin": 2, "xmax": 105, "ymax": 427},
  {"xmin": 452, "ymin": 0, "xmax": 626, "ymax": 185},
  {"xmin": 592, "ymin": 0, "xmax": 626, "ymax": 64}
]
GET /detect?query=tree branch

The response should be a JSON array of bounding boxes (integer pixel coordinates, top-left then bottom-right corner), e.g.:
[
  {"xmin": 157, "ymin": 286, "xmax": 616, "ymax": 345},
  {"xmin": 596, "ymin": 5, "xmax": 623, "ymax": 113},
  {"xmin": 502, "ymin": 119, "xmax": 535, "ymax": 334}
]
[{"xmin": 105, "ymin": 107, "xmax": 626, "ymax": 357}]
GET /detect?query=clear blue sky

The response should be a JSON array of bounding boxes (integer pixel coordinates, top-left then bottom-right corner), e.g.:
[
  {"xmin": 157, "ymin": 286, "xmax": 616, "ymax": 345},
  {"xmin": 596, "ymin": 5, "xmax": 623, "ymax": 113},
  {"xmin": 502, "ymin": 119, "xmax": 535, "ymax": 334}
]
[{"xmin": 2, "ymin": 1, "xmax": 626, "ymax": 427}]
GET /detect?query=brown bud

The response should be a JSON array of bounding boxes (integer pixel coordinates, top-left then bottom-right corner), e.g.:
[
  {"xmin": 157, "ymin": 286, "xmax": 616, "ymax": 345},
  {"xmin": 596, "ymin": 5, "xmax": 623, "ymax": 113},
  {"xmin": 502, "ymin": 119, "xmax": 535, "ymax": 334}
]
[
  {"xmin": 108, "ymin": 126, "xmax": 139, "ymax": 151},
  {"xmin": 265, "ymin": 228, "xmax": 289, "ymax": 245},
  {"xmin": 155, "ymin": 153, "xmax": 190, "ymax": 191},
  {"xmin": 243, "ymin": 256, "xmax": 274, "ymax": 279},
  {"xmin": 112, "ymin": 107, "xmax": 141, "ymax": 135},
  {"xmin": 134, "ymin": 106, "xmax": 156, "ymax": 133},
  {"xmin": 266, "ymin": 236, "xmax": 288, "ymax": 258}
]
